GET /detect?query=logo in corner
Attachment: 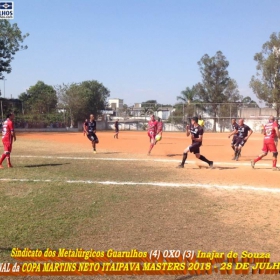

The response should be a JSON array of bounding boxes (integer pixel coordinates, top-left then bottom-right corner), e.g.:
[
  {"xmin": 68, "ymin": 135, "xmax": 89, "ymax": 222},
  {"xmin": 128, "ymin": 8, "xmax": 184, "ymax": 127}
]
[{"xmin": 0, "ymin": 2, "xmax": 14, "ymax": 19}]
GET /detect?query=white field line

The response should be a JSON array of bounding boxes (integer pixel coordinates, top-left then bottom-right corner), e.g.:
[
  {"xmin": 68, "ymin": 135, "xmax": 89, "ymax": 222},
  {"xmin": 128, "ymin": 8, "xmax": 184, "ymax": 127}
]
[
  {"xmin": 13, "ymin": 155, "xmax": 272, "ymax": 167},
  {"xmin": 0, "ymin": 178, "xmax": 279, "ymax": 193}
]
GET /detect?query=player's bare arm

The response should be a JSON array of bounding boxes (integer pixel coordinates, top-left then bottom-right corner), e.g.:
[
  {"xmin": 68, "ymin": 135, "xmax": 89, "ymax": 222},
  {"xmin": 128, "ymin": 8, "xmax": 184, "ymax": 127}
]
[
  {"xmin": 186, "ymin": 125, "xmax": 190, "ymax": 137},
  {"xmin": 83, "ymin": 125, "xmax": 87, "ymax": 135},
  {"xmin": 12, "ymin": 131, "xmax": 16, "ymax": 142},
  {"xmin": 262, "ymin": 124, "xmax": 266, "ymax": 135},
  {"xmin": 244, "ymin": 129, "xmax": 253, "ymax": 141},
  {"xmin": 228, "ymin": 130, "xmax": 238, "ymax": 138},
  {"xmin": 193, "ymin": 135, "xmax": 203, "ymax": 142},
  {"xmin": 275, "ymin": 126, "xmax": 280, "ymax": 139}
]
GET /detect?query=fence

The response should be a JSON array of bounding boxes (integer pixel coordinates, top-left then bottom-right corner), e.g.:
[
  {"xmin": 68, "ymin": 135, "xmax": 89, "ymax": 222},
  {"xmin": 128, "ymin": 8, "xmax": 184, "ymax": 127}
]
[
  {"xmin": 111, "ymin": 102, "xmax": 280, "ymax": 132},
  {"xmin": 3, "ymin": 102, "xmax": 280, "ymax": 132}
]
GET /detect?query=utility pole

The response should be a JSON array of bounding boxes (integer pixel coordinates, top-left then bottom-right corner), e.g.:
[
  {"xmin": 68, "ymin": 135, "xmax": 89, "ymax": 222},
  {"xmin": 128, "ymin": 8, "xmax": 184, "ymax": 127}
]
[
  {"xmin": 0, "ymin": 89, "xmax": 3, "ymax": 121},
  {"xmin": 3, "ymin": 79, "xmax": 7, "ymax": 98}
]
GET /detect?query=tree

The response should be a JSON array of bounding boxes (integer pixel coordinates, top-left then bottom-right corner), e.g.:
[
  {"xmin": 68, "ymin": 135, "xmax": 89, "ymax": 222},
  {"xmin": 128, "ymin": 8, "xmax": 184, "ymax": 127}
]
[
  {"xmin": 250, "ymin": 32, "xmax": 280, "ymax": 117},
  {"xmin": 0, "ymin": 20, "xmax": 29, "ymax": 79},
  {"xmin": 195, "ymin": 51, "xmax": 241, "ymax": 131},
  {"xmin": 56, "ymin": 80, "xmax": 110, "ymax": 127},
  {"xmin": 241, "ymin": 96, "xmax": 259, "ymax": 107},
  {"xmin": 176, "ymin": 86, "xmax": 203, "ymax": 121},
  {"xmin": 150, "ymin": 103, "xmax": 161, "ymax": 116},
  {"xmin": 19, "ymin": 81, "xmax": 57, "ymax": 115},
  {"xmin": 141, "ymin": 100, "xmax": 157, "ymax": 107}
]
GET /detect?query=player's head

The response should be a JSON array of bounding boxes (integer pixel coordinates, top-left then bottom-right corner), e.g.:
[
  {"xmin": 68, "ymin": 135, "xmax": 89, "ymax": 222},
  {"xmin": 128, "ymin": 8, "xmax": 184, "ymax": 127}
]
[
  {"xmin": 150, "ymin": 115, "xmax": 155, "ymax": 121},
  {"xmin": 275, "ymin": 118, "xmax": 279, "ymax": 123},
  {"xmin": 231, "ymin": 118, "xmax": 236, "ymax": 124},
  {"xmin": 199, "ymin": 115, "xmax": 202, "ymax": 120},
  {"xmin": 239, "ymin": 118, "xmax": 244, "ymax": 125},
  {"xmin": 191, "ymin": 116, "xmax": 198, "ymax": 125},
  {"xmin": 158, "ymin": 117, "xmax": 161, "ymax": 122},
  {"xmin": 90, "ymin": 114, "xmax": 95, "ymax": 121},
  {"xmin": 269, "ymin": 116, "xmax": 275, "ymax": 123},
  {"xmin": 6, "ymin": 112, "xmax": 14, "ymax": 120}
]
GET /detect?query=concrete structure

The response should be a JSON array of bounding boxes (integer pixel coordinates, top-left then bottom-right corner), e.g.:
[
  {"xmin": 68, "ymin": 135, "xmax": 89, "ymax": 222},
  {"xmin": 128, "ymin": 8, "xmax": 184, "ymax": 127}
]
[{"xmin": 108, "ymin": 98, "xmax": 124, "ymax": 110}]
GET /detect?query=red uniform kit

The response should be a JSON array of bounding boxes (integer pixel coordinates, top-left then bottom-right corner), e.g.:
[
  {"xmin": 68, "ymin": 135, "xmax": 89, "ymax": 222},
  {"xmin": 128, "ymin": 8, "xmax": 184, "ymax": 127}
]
[
  {"xmin": 147, "ymin": 120, "xmax": 157, "ymax": 140},
  {"xmin": 156, "ymin": 121, "xmax": 163, "ymax": 134},
  {"xmin": 2, "ymin": 119, "xmax": 14, "ymax": 152},
  {"xmin": 263, "ymin": 122, "xmax": 278, "ymax": 152}
]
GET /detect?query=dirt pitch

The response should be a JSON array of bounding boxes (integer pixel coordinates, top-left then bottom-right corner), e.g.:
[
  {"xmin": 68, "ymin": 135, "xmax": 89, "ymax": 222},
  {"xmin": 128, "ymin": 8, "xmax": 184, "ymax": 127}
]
[{"xmin": 1, "ymin": 130, "xmax": 280, "ymax": 280}]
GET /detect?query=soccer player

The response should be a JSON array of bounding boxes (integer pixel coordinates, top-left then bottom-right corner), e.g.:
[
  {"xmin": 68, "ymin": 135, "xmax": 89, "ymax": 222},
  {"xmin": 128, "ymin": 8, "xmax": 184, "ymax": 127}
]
[
  {"xmin": 155, "ymin": 117, "xmax": 163, "ymax": 145},
  {"xmin": 198, "ymin": 115, "xmax": 205, "ymax": 128},
  {"xmin": 0, "ymin": 112, "xmax": 16, "ymax": 168},
  {"xmin": 233, "ymin": 118, "xmax": 253, "ymax": 161},
  {"xmin": 228, "ymin": 118, "xmax": 239, "ymax": 153},
  {"xmin": 251, "ymin": 116, "xmax": 280, "ymax": 171},
  {"xmin": 114, "ymin": 119, "xmax": 119, "ymax": 139},
  {"xmin": 147, "ymin": 114, "xmax": 158, "ymax": 155},
  {"xmin": 85, "ymin": 114, "xmax": 99, "ymax": 153},
  {"xmin": 274, "ymin": 118, "xmax": 280, "ymax": 148},
  {"xmin": 177, "ymin": 116, "xmax": 213, "ymax": 168}
]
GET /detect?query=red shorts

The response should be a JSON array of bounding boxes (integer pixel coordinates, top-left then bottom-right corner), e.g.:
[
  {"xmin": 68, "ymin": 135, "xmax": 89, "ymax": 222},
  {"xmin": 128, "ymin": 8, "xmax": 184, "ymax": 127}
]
[
  {"xmin": 262, "ymin": 141, "xmax": 277, "ymax": 153},
  {"xmin": 147, "ymin": 131, "xmax": 155, "ymax": 139},
  {"xmin": 2, "ymin": 141, "xmax": 12, "ymax": 153}
]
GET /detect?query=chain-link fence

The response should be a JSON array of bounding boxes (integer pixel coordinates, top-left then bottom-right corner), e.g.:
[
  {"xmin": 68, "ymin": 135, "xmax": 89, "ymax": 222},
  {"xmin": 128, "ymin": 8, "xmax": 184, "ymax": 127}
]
[
  {"xmin": 111, "ymin": 102, "xmax": 280, "ymax": 132},
  {"xmin": 3, "ymin": 99, "xmax": 280, "ymax": 132}
]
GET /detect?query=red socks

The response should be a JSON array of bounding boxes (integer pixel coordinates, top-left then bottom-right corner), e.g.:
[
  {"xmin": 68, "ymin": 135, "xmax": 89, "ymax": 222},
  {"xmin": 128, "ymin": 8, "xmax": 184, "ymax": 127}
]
[
  {"xmin": 0, "ymin": 153, "xmax": 7, "ymax": 165},
  {"xmin": 254, "ymin": 156, "xmax": 262, "ymax": 163}
]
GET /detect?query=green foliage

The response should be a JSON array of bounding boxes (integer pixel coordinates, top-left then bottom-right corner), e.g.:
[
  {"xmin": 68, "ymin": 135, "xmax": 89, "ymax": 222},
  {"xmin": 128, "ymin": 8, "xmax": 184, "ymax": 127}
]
[
  {"xmin": 195, "ymin": 51, "xmax": 241, "ymax": 131},
  {"xmin": 176, "ymin": 86, "xmax": 205, "ymax": 120},
  {"xmin": 56, "ymin": 80, "xmax": 110, "ymax": 126},
  {"xmin": 0, "ymin": 98, "xmax": 22, "ymax": 118},
  {"xmin": 250, "ymin": 32, "xmax": 280, "ymax": 116},
  {"xmin": 19, "ymin": 81, "xmax": 57, "ymax": 114},
  {"xmin": 0, "ymin": 20, "xmax": 29, "ymax": 79},
  {"xmin": 141, "ymin": 100, "xmax": 157, "ymax": 107}
]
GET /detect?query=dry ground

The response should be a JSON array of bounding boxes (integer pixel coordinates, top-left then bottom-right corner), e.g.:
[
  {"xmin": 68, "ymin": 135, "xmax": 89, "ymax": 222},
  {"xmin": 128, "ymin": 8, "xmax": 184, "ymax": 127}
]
[{"xmin": 0, "ymin": 131, "xmax": 279, "ymax": 279}]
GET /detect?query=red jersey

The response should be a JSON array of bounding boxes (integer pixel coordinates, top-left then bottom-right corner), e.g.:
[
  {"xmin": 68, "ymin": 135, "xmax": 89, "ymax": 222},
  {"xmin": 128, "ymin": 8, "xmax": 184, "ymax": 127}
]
[
  {"xmin": 148, "ymin": 120, "xmax": 157, "ymax": 134},
  {"xmin": 157, "ymin": 121, "xmax": 163, "ymax": 133},
  {"xmin": 264, "ymin": 122, "xmax": 277, "ymax": 143},
  {"xmin": 2, "ymin": 118, "xmax": 14, "ymax": 142}
]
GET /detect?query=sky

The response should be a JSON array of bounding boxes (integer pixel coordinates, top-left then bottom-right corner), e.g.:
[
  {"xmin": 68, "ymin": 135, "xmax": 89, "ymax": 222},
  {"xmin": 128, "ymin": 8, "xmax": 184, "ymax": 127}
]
[{"xmin": 2, "ymin": 0, "xmax": 280, "ymax": 106}]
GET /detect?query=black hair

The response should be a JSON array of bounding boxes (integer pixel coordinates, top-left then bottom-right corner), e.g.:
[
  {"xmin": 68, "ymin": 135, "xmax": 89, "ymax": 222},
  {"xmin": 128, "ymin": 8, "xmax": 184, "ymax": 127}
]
[
  {"xmin": 191, "ymin": 116, "xmax": 198, "ymax": 123},
  {"xmin": 6, "ymin": 112, "xmax": 14, "ymax": 119}
]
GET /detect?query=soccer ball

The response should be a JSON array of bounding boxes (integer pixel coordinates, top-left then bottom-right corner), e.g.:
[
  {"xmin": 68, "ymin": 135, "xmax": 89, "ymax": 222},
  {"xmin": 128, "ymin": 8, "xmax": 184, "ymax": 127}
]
[{"xmin": 155, "ymin": 134, "xmax": 162, "ymax": 141}]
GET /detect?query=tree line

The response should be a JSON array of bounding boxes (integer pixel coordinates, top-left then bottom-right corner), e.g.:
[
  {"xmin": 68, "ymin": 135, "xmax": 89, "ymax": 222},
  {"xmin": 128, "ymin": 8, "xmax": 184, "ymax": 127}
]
[{"xmin": 3, "ymin": 80, "xmax": 110, "ymax": 127}]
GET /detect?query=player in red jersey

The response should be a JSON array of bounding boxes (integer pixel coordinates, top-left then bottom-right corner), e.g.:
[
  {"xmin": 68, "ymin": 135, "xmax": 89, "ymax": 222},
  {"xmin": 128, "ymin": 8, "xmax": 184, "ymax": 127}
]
[
  {"xmin": 155, "ymin": 117, "xmax": 163, "ymax": 145},
  {"xmin": 147, "ymin": 115, "xmax": 158, "ymax": 155},
  {"xmin": 251, "ymin": 116, "xmax": 280, "ymax": 171},
  {"xmin": 0, "ymin": 113, "xmax": 16, "ymax": 168}
]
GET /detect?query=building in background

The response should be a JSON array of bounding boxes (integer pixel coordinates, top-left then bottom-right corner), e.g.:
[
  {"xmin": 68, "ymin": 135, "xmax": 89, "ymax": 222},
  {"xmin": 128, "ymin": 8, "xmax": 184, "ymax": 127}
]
[{"xmin": 108, "ymin": 98, "xmax": 124, "ymax": 110}]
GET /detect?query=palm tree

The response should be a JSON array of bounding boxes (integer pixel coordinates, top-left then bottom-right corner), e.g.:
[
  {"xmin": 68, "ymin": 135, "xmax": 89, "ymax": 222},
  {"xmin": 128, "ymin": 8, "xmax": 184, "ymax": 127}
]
[
  {"xmin": 177, "ymin": 86, "xmax": 198, "ymax": 104},
  {"xmin": 142, "ymin": 106, "xmax": 152, "ymax": 121},
  {"xmin": 151, "ymin": 103, "xmax": 161, "ymax": 117},
  {"xmin": 177, "ymin": 86, "xmax": 202, "ymax": 121}
]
